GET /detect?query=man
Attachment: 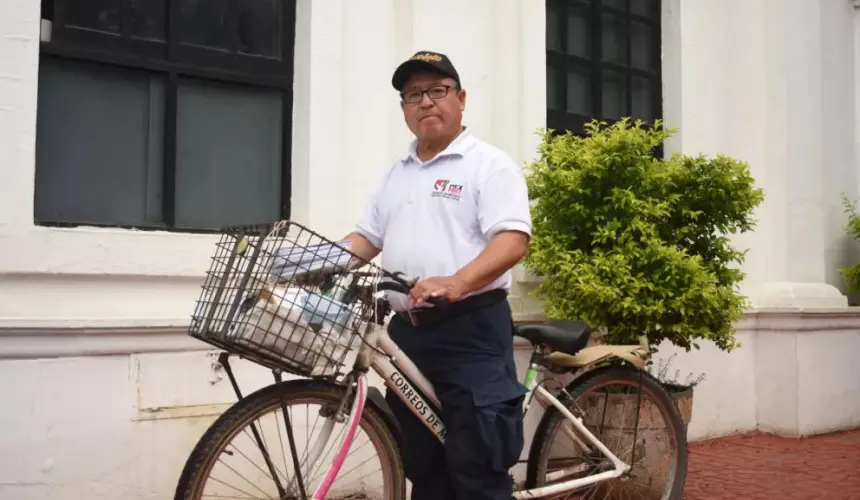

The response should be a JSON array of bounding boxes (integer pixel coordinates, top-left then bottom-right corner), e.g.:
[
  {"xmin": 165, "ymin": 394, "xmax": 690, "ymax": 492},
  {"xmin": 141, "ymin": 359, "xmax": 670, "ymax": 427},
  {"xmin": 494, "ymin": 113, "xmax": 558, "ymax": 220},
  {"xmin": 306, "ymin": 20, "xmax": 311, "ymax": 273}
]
[{"xmin": 343, "ymin": 50, "xmax": 532, "ymax": 500}]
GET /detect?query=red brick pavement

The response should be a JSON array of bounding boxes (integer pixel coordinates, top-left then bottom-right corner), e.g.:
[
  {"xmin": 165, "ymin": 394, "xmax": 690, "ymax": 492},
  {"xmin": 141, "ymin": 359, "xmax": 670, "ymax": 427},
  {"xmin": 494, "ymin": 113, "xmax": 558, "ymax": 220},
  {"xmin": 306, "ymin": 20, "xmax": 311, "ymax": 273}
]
[{"xmin": 684, "ymin": 430, "xmax": 860, "ymax": 499}]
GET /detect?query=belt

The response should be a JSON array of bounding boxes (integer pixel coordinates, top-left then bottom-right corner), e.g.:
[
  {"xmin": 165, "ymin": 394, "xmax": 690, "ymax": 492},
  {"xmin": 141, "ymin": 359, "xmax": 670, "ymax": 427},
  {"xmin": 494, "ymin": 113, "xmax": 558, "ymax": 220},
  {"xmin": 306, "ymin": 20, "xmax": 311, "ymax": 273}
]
[{"xmin": 396, "ymin": 289, "xmax": 508, "ymax": 328}]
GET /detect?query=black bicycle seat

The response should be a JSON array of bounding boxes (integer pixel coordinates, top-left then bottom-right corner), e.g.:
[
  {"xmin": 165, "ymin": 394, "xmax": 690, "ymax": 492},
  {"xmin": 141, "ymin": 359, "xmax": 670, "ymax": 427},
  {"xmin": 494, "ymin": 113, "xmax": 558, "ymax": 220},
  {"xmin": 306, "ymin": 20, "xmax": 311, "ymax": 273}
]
[{"xmin": 514, "ymin": 319, "xmax": 592, "ymax": 355}]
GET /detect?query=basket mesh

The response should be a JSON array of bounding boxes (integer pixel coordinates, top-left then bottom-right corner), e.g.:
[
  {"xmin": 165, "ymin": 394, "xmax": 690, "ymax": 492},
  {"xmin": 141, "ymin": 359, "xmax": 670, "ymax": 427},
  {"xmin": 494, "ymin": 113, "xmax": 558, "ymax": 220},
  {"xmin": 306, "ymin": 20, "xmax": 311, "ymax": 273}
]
[{"xmin": 188, "ymin": 221, "xmax": 384, "ymax": 379}]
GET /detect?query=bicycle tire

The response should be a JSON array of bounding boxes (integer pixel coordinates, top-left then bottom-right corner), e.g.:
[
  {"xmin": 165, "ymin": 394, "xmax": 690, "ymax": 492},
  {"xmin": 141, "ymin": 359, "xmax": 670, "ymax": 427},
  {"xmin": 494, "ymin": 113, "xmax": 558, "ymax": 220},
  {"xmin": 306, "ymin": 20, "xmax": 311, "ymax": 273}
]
[
  {"xmin": 525, "ymin": 364, "xmax": 688, "ymax": 499},
  {"xmin": 174, "ymin": 378, "xmax": 407, "ymax": 500}
]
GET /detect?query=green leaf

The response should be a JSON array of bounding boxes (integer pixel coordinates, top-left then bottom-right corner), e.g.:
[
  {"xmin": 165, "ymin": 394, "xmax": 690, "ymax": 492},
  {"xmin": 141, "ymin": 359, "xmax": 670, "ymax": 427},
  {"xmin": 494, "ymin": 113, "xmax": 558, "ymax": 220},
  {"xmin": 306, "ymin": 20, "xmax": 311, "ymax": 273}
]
[{"xmin": 522, "ymin": 118, "xmax": 765, "ymax": 353}]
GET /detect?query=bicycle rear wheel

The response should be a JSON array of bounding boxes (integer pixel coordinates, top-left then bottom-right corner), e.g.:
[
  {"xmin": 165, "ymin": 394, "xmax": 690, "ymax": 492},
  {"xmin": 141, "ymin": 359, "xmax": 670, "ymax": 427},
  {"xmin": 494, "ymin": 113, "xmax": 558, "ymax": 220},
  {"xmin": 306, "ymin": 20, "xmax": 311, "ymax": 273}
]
[
  {"xmin": 174, "ymin": 379, "xmax": 406, "ymax": 500},
  {"xmin": 526, "ymin": 364, "xmax": 688, "ymax": 499}
]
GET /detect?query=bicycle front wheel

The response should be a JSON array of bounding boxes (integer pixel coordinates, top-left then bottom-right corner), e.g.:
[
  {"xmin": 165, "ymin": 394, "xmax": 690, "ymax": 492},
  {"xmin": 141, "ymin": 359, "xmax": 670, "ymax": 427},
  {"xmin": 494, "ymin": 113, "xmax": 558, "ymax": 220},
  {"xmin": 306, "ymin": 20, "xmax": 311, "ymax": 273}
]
[
  {"xmin": 174, "ymin": 378, "xmax": 406, "ymax": 500},
  {"xmin": 526, "ymin": 364, "xmax": 688, "ymax": 499}
]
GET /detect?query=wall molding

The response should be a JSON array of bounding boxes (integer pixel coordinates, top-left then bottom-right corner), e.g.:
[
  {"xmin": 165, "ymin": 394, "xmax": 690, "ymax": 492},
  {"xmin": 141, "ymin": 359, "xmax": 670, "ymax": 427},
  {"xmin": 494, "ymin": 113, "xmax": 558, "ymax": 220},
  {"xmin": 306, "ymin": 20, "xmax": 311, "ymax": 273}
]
[
  {"xmin": 740, "ymin": 307, "xmax": 860, "ymax": 332},
  {"xmin": 0, "ymin": 326, "xmax": 208, "ymax": 359},
  {"xmin": 2, "ymin": 307, "xmax": 860, "ymax": 360}
]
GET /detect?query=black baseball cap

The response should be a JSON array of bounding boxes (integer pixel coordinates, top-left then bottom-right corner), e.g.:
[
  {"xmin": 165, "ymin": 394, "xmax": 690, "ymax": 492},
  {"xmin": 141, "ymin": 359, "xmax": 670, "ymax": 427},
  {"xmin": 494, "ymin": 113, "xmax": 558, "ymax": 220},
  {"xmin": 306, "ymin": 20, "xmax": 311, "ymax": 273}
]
[{"xmin": 391, "ymin": 50, "xmax": 461, "ymax": 91}]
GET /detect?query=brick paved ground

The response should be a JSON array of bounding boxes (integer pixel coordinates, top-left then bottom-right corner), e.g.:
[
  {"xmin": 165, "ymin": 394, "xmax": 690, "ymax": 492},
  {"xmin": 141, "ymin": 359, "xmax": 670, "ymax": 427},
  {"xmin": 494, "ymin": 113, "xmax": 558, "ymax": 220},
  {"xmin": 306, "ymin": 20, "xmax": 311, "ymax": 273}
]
[{"xmin": 684, "ymin": 430, "xmax": 860, "ymax": 499}]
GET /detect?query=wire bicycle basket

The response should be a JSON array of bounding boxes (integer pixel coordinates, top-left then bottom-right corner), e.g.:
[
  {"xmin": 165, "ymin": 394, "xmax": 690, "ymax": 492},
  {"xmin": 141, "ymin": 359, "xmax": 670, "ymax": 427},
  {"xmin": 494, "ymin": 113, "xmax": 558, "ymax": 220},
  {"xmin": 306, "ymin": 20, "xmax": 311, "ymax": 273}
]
[{"xmin": 188, "ymin": 220, "xmax": 385, "ymax": 379}]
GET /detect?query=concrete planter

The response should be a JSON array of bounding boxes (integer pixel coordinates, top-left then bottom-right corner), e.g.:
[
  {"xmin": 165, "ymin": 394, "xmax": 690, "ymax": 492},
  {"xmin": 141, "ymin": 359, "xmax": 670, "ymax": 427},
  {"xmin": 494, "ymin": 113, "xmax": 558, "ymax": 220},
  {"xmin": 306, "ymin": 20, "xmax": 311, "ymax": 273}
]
[{"xmin": 670, "ymin": 385, "xmax": 695, "ymax": 433}]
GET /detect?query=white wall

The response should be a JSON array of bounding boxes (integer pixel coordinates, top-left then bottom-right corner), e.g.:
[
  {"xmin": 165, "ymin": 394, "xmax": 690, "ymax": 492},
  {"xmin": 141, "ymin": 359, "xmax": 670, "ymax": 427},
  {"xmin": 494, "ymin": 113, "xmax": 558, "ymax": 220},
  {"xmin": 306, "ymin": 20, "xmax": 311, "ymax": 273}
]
[
  {"xmin": 0, "ymin": 0, "xmax": 546, "ymax": 497},
  {"xmin": 0, "ymin": 353, "xmax": 259, "ymax": 499},
  {"xmin": 651, "ymin": 332, "xmax": 759, "ymax": 441},
  {"xmin": 654, "ymin": 0, "xmax": 860, "ymax": 441},
  {"xmin": 2, "ymin": 0, "xmax": 860, "ymax": 497},
  {"xmin": 662, "ymin": 0, "xmax": 856, "ymax": 308},
  {"xmin": 0, "ymin": 0, "xmax": 546, "ymax": 329}
]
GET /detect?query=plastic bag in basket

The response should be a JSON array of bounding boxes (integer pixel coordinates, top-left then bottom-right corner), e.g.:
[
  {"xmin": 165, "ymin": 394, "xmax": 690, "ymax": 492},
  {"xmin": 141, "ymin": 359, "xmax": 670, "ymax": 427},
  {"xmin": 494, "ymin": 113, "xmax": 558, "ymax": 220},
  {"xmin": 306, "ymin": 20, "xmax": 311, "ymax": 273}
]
[
  {"xmin": 231, "ymin": 285, "xmax": 321, "ymax": 372},
  {"xmin": 231, "ymin": 285, "xmax": 355, "ymax": 377},
  {"xmin": 301, "ymin": 291, "xmax": 360, "ymax": 376}
]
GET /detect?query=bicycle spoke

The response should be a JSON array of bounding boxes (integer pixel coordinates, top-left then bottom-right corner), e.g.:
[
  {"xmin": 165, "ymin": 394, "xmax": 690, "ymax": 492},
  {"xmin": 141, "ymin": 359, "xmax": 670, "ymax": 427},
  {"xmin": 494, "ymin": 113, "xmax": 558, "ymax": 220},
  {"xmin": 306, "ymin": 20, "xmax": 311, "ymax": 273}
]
[
  {"xmin": 316, "ymin": 437, "xmax": 378, "ymax": 489},
  {"xmin": 282, "ymin": 404, "xmax": 329, "ymax": 495},
  {"xmin": 245, "ymin": 414, "xmax": 287, "ymax": 497},
  {"xmin": 281, "ymin": 397, "xmax": 308, "ymax": 500},
  {"xmin": 532, "ymin": 369, "xmax": 683, "ymax": 500},
  {"xmin": 202, "ymin": 479, "xmax": 266, "ymax": 500},
  {"xmin": 224, "ymin": 442, "xmax": 281, "ymax": 488},
  {"xmin": 201, "ymin": 496, "xmax": 260, "ymax": 499},
  {"xmin": 273, "ymin": 409, "xmax": 291, "ymax": 486},
  {"xmin": 209, "ymin": 461, "xmax": 272, "ymax": 499},
  {"xmin": 305, "ymin": 418, "xmax": 350, "ymax": 483},
  {"xmin": 214, "ymin": 412, "xmax": 296, "ymax": 497},
  {"xmin": 286, "ymin": 407, "xmax": 338, "ymax": 495}
]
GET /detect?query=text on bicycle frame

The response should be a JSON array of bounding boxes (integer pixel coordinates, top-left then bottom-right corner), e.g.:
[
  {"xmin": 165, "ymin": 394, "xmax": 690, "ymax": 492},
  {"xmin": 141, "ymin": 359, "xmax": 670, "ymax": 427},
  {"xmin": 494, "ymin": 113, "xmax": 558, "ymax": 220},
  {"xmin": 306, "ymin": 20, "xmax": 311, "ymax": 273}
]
[{"xmin": 389, "ymin": 371, "xmax": 447, "ymax": 440}]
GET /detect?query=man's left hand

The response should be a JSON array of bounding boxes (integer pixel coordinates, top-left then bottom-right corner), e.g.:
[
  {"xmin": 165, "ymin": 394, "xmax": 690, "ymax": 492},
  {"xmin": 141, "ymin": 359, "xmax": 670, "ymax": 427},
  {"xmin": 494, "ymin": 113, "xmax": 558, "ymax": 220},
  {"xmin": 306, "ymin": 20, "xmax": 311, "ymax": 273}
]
[{"xmin": 409, "ymin": 275, "xmax": 470, "ymax": 305}]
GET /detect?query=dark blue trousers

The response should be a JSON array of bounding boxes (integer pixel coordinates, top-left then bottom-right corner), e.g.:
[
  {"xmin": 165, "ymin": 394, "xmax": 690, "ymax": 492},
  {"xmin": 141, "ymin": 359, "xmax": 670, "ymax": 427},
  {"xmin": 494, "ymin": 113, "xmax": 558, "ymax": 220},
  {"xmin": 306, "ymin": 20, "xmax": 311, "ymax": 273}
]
[{"xmin": 384, "ymin": 299, "xmax": 527, "ymax": 500}]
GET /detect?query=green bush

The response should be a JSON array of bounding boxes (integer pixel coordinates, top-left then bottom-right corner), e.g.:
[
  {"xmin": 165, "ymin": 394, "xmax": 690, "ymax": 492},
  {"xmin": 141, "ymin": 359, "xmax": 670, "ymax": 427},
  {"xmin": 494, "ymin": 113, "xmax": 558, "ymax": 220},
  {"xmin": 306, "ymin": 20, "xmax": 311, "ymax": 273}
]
[
  {"xmin": 523, "ymin": 119, "xmax": 765, "ymax": 352},
  {"xmin": 839, "ymin": 193, "xmax": 860, "ymax": 293}
]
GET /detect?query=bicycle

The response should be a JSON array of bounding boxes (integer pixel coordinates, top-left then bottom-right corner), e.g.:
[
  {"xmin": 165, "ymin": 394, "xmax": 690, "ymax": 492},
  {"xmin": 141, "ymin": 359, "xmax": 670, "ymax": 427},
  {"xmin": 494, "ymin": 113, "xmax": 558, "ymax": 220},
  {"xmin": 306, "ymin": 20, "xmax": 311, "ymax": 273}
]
[{"xmin": 174, "ymin": 221, "xmax": 688, "ymax": 499}]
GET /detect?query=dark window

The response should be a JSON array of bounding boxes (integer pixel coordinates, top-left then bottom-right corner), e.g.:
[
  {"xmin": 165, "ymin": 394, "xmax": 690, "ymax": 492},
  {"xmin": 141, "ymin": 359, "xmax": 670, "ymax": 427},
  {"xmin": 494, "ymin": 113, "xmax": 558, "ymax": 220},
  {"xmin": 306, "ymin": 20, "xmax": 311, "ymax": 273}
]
[
  {"xmin": 36, "ymin": 0, "xmax": 296, "ymax": 232},
  {"xmin": 546, "ymin": 0, "xmax": 662, "ymax": 133}
]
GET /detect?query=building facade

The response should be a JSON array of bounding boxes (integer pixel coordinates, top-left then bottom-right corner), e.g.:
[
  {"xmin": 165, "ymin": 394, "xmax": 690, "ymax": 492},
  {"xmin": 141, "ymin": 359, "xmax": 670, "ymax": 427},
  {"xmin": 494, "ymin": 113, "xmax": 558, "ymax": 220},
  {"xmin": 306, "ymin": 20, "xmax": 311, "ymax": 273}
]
[{"xmin": 1, "ymin": 0, "xmax": 859, "ymax": 498}]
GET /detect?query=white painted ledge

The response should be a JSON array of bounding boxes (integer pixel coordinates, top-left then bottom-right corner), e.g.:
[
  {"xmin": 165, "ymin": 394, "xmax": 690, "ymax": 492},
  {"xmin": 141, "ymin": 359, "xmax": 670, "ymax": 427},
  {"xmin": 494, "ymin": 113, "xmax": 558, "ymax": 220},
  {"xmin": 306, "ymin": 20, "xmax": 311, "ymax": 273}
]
[
  {"xmin": 0, "ymin": 326, "xmax": 208, "ymax": 359},
  {"xmin": 3, "ymin": 306, "xmax": 860, "ymax": 358},
  {"xmin": 741, "ymin": 306, "xmax": 860, "ymax": 331},
  {"xmin": 1, "ymin": 306, "xmax": 858, "ymax": 441},
  {"xmin": 751, "ymin": 281, "xmax": 849, "ymax": 308}
]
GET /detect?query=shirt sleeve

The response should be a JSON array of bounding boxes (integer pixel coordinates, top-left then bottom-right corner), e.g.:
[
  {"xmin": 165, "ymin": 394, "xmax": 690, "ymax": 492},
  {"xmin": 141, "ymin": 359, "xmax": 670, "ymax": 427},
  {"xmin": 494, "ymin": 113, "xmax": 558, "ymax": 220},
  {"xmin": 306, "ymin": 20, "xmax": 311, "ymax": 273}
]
[
  {"xmin": 476, "ymin": 156, "xmax": 533, "ymax": 240},
  {"xmin": 353, "ymin": 166, "xmax": 392, "ymax": 250}
]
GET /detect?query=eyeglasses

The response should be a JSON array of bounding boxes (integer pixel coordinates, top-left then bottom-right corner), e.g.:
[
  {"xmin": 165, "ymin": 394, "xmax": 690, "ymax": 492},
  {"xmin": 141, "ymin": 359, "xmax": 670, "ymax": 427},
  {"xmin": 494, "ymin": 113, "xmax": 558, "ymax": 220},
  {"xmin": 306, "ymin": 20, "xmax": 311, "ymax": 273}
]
[{"xmin": 400, "ymin": 85, "xmax": 456, "ymax": 104}]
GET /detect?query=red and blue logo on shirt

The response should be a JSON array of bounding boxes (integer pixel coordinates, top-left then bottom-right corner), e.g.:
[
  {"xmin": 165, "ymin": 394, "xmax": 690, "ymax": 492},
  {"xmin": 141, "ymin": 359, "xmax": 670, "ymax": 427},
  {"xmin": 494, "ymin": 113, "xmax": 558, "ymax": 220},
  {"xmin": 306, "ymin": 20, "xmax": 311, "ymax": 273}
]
[{"xmin": 432, "ymin": 179, "xmax": 463, "ymax": 200}]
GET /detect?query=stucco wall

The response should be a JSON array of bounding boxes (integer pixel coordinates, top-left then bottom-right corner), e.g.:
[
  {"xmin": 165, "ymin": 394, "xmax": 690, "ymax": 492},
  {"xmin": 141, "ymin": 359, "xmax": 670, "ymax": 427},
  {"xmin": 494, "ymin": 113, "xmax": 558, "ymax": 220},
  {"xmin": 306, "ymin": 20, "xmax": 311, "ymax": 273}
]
[
  {"xmin": 2, "ymin": 0, "xmax": 860, "ymax": 498},
  {"xmin": 0, "ymin": 0, "xmax": 549, "ymax": 497},
  {"xmin": 0, "ymin": 0, "xmax": 546, "ymax": 329},
  {"xmin": 662, "ymin": 0, "xmax": 857, "ymax": 308}
]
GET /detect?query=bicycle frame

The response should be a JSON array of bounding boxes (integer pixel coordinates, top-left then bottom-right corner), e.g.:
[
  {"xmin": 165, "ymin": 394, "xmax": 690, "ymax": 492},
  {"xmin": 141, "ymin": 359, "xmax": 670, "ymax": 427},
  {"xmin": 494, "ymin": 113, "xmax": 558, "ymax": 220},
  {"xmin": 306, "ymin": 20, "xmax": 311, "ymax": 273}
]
[
  {"xmin": 191, "ymin": 224, "xmax": 648, "ymax": 498},
  {"xmin": 311, "ymin": 318, "xmax": 632, "ymax": 499}
]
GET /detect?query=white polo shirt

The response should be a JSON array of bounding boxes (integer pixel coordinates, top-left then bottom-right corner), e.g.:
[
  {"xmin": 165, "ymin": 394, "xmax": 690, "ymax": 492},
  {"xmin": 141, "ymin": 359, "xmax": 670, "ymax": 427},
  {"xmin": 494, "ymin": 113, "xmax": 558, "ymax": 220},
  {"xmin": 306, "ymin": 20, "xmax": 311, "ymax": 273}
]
[{"xmin": 355, "ymin": 127, "xmax": 532, "ymax": 312}]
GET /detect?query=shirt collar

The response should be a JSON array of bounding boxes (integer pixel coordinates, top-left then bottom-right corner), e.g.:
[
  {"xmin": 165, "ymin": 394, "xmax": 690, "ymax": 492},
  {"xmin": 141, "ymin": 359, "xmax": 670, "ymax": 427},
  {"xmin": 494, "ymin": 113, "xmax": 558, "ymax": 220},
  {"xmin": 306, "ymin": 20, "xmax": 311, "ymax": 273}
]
[{"xmin": 401, "ymin": 126, "xmax": 474, "ymax": 166}]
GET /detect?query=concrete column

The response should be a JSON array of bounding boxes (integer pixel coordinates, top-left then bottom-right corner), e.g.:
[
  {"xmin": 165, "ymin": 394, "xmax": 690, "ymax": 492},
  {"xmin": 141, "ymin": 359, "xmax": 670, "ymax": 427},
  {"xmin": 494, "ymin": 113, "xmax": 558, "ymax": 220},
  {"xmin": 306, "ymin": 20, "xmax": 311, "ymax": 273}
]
[
  {"xmin": 665, "ymin": 0, "xmax": 854, "ymax": 308},
  {"xmin": 291, "ymin": 0, "xmax": 402, "ymax": 238}
]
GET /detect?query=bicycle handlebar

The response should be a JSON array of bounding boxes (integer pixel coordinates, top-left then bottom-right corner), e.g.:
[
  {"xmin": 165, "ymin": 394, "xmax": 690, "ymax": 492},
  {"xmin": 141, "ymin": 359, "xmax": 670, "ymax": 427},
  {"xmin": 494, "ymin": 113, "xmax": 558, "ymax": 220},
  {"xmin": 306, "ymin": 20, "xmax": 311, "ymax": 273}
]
[{"xmin": 376, "ymin": 276, "xmax": 450, "ymax": 308}]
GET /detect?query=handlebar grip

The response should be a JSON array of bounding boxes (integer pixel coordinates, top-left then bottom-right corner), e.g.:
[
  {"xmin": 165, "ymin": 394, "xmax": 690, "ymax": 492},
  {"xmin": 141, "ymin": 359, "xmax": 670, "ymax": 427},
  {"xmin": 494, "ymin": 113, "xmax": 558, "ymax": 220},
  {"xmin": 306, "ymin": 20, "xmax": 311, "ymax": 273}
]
[
  {"xmin": 425, "ymin": 295, "xmax": 450, "ymax": 307},
  {"xmin": 376, "ymin": 280, "xmax": 411, "ymax": 295},
  {"xmin": 376, "ymin": 279, "xmax": 451, "ymax": 308}
]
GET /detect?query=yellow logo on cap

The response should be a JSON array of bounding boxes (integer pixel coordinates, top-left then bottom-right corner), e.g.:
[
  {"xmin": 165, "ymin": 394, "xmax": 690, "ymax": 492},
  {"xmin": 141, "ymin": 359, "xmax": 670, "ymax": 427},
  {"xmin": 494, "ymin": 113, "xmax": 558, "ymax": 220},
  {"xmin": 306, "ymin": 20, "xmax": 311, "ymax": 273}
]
[{"xmin": 411, "ymin": 53, "xmax": 443, "ymax": 62}]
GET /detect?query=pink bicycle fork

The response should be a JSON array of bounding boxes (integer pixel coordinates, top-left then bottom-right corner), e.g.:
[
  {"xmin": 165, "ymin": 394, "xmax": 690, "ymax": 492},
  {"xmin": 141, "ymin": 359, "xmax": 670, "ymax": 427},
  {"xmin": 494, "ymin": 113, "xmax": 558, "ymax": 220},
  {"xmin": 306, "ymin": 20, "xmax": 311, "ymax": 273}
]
[{"xmin": 311, "ymin": 374, "xmax": 369, "ymax": 499}]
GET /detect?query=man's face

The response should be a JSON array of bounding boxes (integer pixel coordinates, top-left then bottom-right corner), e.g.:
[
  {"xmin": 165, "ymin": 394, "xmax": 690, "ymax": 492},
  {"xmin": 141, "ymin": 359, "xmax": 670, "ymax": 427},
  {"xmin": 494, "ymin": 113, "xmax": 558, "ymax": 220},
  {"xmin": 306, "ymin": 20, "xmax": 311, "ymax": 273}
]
[{"xmin": 399, "ymin": 72, "xmax": 466, "ymax": 142}]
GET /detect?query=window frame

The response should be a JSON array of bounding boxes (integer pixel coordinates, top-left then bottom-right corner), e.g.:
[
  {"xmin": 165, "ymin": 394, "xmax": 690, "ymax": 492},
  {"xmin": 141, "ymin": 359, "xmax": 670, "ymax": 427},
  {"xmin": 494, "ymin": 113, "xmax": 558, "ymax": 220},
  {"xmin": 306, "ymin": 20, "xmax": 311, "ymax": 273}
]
[
  {"xmin": 37, "ymin": 0, "xmax": 297, "ymax": 233},
  {"xmin": 546, "ymin": 0, "xmax": 662, "ymax": 134}
]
